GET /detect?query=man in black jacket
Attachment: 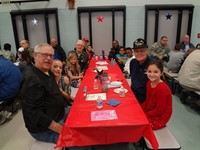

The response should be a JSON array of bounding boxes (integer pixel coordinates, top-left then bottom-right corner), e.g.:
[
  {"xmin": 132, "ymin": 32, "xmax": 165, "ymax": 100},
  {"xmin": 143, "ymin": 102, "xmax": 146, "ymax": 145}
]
[{"xmin": 21, "ymin": 43, "xmax": 91, "ymax": 150}]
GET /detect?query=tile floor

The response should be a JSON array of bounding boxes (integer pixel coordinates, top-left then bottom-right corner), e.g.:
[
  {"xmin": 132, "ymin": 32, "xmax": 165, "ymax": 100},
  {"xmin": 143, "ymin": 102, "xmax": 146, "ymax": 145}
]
[{"xmin": 0, "ymin": 89, "xmax": 199, "ymax": 150}]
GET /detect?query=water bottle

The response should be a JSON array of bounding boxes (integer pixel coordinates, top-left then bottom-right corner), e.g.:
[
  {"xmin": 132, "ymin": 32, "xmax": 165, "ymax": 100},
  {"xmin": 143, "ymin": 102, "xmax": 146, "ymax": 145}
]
[
  {"xmin": 113, "ymin": 59, "xmax": 116, "ymax": 65},
  {"xmin": 93, "ymin": 79, "xmax": 98, "ymax": 90},
  {"xmin": 93, "ymin": 52, "xmax": 96, "ymax": 59},
  {"xmin": 110, "ymin": 58, "xmax": 114, "ymax": 66},
  {"xmin": 96, "ymin": 96, "xmax": 103, "ymax": 109},
  {"xmin": 102, "ymin": 50, "xmax": 106, "ymax": 60}
]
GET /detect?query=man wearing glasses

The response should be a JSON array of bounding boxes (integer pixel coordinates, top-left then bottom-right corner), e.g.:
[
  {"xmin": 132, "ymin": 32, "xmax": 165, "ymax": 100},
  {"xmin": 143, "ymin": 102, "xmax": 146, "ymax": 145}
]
[
  {"xmin": 130, "ymin": 38, "xmax": 152, "ymax": 104},
  {"xmin": 20, "ymin": 43, "xmax": 91, "ymax": 150}
]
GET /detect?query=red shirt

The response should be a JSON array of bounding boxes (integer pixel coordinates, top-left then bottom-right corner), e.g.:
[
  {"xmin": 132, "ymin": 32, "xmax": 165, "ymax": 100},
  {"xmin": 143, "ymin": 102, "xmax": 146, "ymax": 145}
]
[{"xmin": 141, "ymin": 80, "xmax": 172, "ymax": 130}]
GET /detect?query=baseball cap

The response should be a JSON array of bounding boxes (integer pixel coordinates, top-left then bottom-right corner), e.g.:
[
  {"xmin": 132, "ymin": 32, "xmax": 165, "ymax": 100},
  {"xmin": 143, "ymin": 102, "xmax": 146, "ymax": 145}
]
[
  {"xmin": 133, "ymin": 38, "xmax": 148, "ymax": 49},
  {"xmin": 83, "ymin": 37, "xmax": 89, "ymax": 42}
]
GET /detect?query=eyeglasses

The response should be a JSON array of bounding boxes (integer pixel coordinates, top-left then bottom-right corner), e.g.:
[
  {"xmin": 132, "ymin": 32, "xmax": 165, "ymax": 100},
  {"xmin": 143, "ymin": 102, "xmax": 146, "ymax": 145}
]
[
  {"xmin": 76, "ymin": 44, "xmax": 84, "ymax": 47},
  {"xmin": 134, "ymin": 49, "xmax": 147, "ymax": 54},
  {"xmin": 37, "ymin": 52, "xmax": 54, "ymax": 59}
]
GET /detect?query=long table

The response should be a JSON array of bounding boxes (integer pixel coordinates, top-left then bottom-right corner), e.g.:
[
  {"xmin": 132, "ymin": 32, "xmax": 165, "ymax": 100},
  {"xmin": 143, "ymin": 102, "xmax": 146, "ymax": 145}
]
[{"xmin": 56, "ymin": 58, "xmax": 158, "ymax": 149}]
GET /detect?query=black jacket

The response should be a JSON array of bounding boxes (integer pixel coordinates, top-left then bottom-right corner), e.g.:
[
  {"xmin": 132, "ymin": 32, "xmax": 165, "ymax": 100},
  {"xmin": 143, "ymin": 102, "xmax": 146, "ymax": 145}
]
[{"xmin": 21, "ymin": 65, "xmax": 65, "ymax": 133}]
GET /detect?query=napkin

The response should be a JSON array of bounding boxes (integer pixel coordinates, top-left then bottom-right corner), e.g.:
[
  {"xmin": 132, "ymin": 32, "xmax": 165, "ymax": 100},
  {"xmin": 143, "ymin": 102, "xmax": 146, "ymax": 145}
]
[{"xmin": 106, "ymin": 98, "xmax": 121, "ymax": 107}]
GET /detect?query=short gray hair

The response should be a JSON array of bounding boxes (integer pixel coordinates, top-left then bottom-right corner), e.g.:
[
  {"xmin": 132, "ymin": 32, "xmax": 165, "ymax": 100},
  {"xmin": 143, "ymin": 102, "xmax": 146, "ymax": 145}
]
[{"xmin": 34, "ymin": 43, "xmax": 54, "ymax": 53}]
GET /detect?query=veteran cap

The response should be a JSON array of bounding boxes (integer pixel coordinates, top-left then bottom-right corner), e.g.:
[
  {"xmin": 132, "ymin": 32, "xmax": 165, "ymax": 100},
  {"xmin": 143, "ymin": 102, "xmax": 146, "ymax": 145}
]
[{"xmin": 133, "ymin": 38, "xmax": 148, "ymax": 49}]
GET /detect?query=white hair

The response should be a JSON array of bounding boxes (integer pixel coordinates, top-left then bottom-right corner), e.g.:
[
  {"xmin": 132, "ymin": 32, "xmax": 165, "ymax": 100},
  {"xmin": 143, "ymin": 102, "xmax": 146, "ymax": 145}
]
[{"xmin": 34, "ymin": 43, "xmax": 54, "ymax": 53}]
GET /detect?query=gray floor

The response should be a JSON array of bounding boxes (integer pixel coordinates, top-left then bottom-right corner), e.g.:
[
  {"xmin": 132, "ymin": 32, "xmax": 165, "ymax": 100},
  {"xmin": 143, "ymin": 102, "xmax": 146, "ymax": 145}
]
[{"xmin": 0, "ymin": 93, "xmax": 199, "ymax": 150}]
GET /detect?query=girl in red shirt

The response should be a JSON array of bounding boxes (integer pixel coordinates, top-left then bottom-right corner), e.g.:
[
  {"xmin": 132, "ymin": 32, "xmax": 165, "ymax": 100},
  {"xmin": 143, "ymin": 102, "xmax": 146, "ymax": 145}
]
[{"xmin": 141, "ymin": 60, "xmax": 172, "ymax": 130}]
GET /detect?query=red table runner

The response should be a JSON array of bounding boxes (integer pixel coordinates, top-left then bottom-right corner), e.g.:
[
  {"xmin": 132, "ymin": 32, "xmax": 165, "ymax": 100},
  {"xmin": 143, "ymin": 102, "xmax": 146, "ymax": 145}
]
[{"xmin": 56, "ymin": 58, "xmax": 158, "ymax": 149}]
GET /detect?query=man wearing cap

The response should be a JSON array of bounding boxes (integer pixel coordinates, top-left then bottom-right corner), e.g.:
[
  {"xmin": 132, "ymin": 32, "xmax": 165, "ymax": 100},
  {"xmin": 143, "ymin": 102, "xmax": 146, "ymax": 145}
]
[
  {"xmin": 130, "ymin": 38, "xmax": 152, "ymax": 104},
  {"xmin": 83, "ymin": 37, "xmax": 89, "ymax": 50}
]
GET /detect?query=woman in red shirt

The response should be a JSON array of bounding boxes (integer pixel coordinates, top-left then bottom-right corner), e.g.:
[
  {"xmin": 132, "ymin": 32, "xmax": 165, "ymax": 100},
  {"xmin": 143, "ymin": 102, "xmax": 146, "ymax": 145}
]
[{"xmin": 141, "ymin": 60, "xmax": 172, "ymax": 130}]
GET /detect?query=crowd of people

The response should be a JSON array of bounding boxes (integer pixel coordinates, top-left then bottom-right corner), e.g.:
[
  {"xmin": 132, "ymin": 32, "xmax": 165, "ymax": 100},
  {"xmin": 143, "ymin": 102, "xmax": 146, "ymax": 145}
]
[{"xmin": 0, "ymin": 34, "xmax": 199, "ymax": 148}]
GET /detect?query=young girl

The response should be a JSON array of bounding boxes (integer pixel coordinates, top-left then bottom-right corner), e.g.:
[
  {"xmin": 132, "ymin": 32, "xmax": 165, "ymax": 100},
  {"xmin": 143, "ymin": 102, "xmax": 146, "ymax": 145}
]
[
  {"xmin": 141, "ymin": 60, "xmax": 172, "ymax": 130},
  {"xmin": 66, "ymin": 51, "xmax": 83, "ymax": 88},
  {"xmin": 51, "ymin": 59, "xmax": 74, "ymax": 106}
]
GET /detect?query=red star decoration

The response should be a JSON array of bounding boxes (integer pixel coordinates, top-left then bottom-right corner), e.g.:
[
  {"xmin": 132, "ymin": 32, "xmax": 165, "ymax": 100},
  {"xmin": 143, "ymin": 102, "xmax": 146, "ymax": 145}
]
[{"xmin": 97, "ymin": 16, "xmax": 104, "ymax": 22}]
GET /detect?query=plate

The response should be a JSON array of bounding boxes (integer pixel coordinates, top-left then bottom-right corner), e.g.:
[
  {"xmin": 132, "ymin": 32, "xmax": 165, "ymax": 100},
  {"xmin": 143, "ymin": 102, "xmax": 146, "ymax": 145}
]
[
  {"xmin": 114, "ymin": 88, "xmax": 128, "ymax": 94},
  {"xmin": 110, "ymin": 81, "xmax": 122, "ymax": 86}
]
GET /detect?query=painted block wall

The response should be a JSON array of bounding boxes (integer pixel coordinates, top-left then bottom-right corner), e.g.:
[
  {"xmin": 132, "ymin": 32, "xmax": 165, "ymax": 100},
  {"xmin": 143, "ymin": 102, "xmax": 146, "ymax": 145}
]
[{"xmin": 0, "ymin": 0, "xmax": 199, "ymax": 54}]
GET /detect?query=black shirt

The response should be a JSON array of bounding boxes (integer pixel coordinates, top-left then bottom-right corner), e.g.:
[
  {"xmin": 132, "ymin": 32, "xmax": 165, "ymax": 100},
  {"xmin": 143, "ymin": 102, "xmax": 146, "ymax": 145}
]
[
  {"xmin": 130, "ymin": 56, "xmax": 151, "ymax": 103},
  {"xmin": 21, "ymin": 65, "xmax": 65, "ymax": 133}
]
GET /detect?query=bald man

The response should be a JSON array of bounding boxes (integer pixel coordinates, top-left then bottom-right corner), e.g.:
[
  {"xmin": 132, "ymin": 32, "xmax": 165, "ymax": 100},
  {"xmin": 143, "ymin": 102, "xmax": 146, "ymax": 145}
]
[
  {"xmin": 50, "ymin": 38, "xmax": 66, "ymax": 63},
  {"xmin": 180, "ymin": 34, "xmax": 195, "ymax": 53}
]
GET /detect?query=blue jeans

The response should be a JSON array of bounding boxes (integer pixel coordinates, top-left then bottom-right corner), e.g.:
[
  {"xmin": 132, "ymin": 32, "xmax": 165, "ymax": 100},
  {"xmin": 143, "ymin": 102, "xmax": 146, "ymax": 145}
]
[
  {"xmin": 30, "ymin": 107, "xmax": 91, "ymax": 150},
  {"xmin": 31, "ymin": 107, "xmax": 70, "ymax": 143}
]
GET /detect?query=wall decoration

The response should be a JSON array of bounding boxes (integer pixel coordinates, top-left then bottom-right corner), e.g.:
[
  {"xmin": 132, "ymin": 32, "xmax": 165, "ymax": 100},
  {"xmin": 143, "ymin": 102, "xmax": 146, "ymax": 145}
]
[
  {"xmin": 97, "ymin": 16, "xmax": 104, "ymax": 22},
  {"xmin": 32, "ymin": 18, "xmax": 38, "ymax": 25},
  {"xmin": 166, "ymin": 13, "xmax": 172, "ymax": 20}
]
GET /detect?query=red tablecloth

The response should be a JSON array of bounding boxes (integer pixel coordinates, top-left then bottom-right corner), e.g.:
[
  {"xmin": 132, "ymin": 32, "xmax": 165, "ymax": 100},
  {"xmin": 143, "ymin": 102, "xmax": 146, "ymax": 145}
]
[{"xmin": 56, "ymin": 58, "xmax": 158, "ymax": 149}]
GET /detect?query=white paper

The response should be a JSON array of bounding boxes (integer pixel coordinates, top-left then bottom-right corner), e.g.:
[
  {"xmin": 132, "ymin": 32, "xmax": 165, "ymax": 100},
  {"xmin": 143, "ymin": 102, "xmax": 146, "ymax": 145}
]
[
  {"xmin": 86, "ymin": 93, "xmax": 106, "ymax": 101},
  {"xmin": 91, "ymin": 110, "xmax": 118, "ymax": 121},
  {"xmin": 94, "ymin": 66, "xmax": 108, "ymax": 72},
  {"xmin": 96, "ymin": 61, "xmax": 108, "ymax": 65}
]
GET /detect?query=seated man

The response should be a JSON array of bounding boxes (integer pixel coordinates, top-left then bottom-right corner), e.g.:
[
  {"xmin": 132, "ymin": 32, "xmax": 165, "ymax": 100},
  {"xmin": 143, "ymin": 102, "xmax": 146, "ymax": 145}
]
[
  {"xmin": 130, "ymin": 38, "xmax": 152, "ymax": 104},
  {"xmin": 148, "ymin": 36, "xmax": 170, "ymax": 62},
  {"xmin": 74, "ymin": 40, "xmax": 89, "ymax": 74},
  {"xmin": 20, "ymin": 43, "xmax": 91, "ymax": 150},
  {"xmin": 108, "ymin": 40, "xmax": 120, "ymax": 61},
  {"xmin": 50, "ymin": 38, "xmax": 66, "ymax": 64},
  {"xmin": 0, "ymin": 55, "xmax": 22, "ymax": 124},
  {"xmin": 178, "ymin": 49, "xmax": 200, "ymax": 103},
  {"xmin": 0, "ymin": 43, "xmax": 16, "ymax": 62},
  {"xmin": 0, "ymin": 55, "xmax": 22, "ymax": 101},
  {"xmin": 180, "ymin": 34, "xmax": 195, "ymax": 53}
]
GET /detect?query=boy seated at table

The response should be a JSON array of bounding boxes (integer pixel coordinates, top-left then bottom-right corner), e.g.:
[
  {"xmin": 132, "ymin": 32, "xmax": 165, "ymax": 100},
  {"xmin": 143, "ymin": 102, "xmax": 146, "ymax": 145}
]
[{"xmin": 116, "ymin": 46, "xmax": 128, "ymax": 72}]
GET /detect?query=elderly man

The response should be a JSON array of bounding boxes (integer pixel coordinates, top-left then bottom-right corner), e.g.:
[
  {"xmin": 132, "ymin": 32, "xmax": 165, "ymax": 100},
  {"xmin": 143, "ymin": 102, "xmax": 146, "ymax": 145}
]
[
  {"xmin": 75, "ymin": 40, "xmax": 89, "ymax": 74},
  {"xmin": 130, "ymin": 38, "xmax": 152, "ymax": 104},
  {"xmin": 50, "ymin": 38, "xmax": 66, "ymax": 63},
  {"xmin": 149, "ymin": 36, "xmax": 170, "ymax": 62},
  {"xmin": 180, "ymin": 34, "xmax": 195, "ymax": 53},
  {"xmin": 20, "ymin": 43, "xmax": 91, "ymax": 150}
]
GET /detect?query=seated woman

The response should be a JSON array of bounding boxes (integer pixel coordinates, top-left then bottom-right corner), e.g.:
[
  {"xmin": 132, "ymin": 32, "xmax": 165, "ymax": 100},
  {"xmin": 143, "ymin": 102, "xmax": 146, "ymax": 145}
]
[
  {"xmin": 51, "ymin": 59, "xmax": 74, "ymax": 106},
  {"xmin": 167, "ymin": 43, "xmax": 184, "ymax": 73},
  {"xmin": 86, "ymin": 45, "xmax": 94, "ymax": 60},
  {"xmin": 17, "ymin": 47, "xmax": 32, "ymax": 74},
  {"xmin": 141, "ymin": 60, "xmax": 172, "ymax": 130},
  {"xmin": 116, "ymin": 46, "xmax": 128, "ymax": 71},
  {"xmin": 65, "ymin": 51, "xmax": 83, "ymax": 88}
]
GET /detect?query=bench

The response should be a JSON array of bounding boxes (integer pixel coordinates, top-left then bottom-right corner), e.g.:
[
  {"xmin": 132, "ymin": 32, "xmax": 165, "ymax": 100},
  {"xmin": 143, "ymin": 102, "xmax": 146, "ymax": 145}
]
[
  {"xmin": 144, "ymin": 127, "xmax": 181, "ymax": 150},
  {"xmin": 30, "ymin": 140, "xmax": 63, "ymax": 150},
  {"xmin": 163, "ymin": 69, "xmax": 178, "ymax": 94}
]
